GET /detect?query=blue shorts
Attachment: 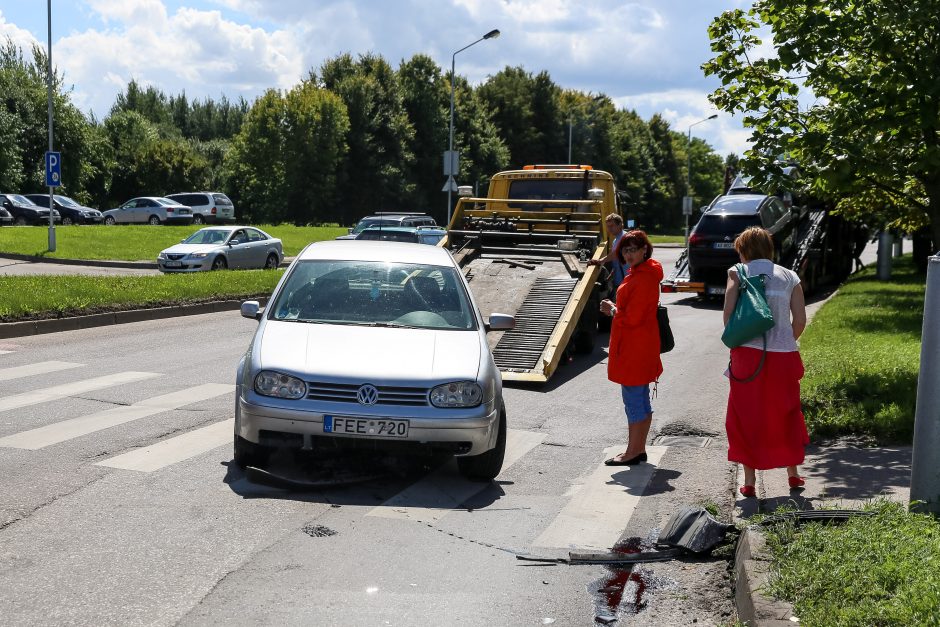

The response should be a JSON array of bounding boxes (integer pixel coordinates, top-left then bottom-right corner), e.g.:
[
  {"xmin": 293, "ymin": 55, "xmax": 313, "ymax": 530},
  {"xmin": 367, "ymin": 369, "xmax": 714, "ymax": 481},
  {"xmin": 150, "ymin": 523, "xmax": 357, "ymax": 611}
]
[{"xmin": 621, "ymin": 384, "xmax": 652, "ymax": 424}]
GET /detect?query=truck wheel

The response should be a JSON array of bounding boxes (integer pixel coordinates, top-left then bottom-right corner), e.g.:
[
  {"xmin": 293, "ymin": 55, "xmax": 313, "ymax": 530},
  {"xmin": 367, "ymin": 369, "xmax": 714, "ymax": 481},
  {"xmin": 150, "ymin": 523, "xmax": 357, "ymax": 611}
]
[{"xmin": 457, "ymin": 406, "xmax": 506, "ymax": 482}]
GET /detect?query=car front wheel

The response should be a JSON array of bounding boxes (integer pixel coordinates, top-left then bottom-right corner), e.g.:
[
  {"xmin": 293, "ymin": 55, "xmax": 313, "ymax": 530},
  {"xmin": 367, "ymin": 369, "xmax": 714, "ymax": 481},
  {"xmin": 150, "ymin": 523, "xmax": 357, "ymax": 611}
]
[
  {"xmin": 104, "ymin": 216, "xmax": 115, "ymax": 225},
  {"xmin": 264, "ymin": 253, "xmax": 279, "ymax": 269},
  {"xmin": 233, "ymin": 435, "xmax": 270, "ymax": 469},
  {"xmin": 211, "ymin": 256, "xmax": 227, "ymax": 270},
  {"xmin": 457, "ymin": 405, "xmax": 507, "ymax": 482},
  {"xmin": 13, "ymin": 216, "xmax": 26, "ymax": 226},
  {"xmin": 61, "ymin": 217, "xmax": 73, "ymax": 226}
]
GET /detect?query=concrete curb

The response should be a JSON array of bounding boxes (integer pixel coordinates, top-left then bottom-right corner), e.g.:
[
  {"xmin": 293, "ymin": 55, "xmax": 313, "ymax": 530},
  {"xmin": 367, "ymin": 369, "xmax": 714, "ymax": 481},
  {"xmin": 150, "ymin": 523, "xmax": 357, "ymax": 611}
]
[
  {"xmin": 735, "ymin": 528, "xmax": 796, "ymax": 626},
  {"xmin": 0, "ymin": 299, "xmax": 264, "ymax": 339}
]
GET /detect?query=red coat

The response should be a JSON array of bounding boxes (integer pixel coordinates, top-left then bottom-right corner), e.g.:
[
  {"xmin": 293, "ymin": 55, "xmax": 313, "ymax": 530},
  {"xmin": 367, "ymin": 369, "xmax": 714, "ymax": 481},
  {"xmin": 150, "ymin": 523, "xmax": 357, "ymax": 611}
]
[{"xmin": 608, "ymin": 258, "xmax": 664, "ymax": 386}]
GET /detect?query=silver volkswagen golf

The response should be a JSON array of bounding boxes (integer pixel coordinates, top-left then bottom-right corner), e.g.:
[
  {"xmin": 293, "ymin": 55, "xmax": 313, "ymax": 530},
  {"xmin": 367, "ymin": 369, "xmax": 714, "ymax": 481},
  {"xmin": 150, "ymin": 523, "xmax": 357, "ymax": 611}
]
[{"xmin": 235, "ymin": 240, "xmax": 514, "ymax": 481}]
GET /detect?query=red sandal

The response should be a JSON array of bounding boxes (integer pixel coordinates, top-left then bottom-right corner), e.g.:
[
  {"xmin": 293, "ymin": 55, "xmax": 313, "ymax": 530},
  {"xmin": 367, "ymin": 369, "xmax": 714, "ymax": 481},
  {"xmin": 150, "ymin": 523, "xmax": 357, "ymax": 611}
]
[
  {"xmin": 739, "ymin": 485, "xmax": 756, "ymax": 497},
  {"xmin": 788, "ymin": 476, "xmax": 805, "ymax": 489}
]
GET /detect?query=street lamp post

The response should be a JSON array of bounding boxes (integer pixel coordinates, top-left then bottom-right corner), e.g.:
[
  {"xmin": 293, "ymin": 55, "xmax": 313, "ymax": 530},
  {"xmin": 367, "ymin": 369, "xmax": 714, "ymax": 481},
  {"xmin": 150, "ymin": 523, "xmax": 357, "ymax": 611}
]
[
  {"xmin": 684, "ymin": 114, "xmax": 717, "ymax": 248},
  {"xmin": 446, "ymin": 28, "xmax": 500, "ymax": 226},
  {"xmin": 46, "ymin": 0, "xmax": 56, "ymax": 252}
]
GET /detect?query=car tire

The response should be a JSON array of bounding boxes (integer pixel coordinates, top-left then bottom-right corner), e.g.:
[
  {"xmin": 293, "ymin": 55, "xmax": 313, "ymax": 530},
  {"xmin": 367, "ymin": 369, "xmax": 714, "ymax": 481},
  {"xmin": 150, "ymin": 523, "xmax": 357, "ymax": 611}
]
[
  {"xmin": 211, "ymin": 256, "xmax": 228, "ymax": 270},
  {"xmin": 233, "ymin": 435, "xmax": 270, "ymax": 469},
  {"xmin": 264, "ymin": 253, "xmax": 279, "ymax": 269},
  {"xmin": 192, "ymin": 214, "xmax": 205, "ymax": 225},
  {"xmin": 61, "ymin": 217, "xmax": 73, "ymax": 226},
  {"xmin": 457, "ymin": 405, "xmax": 507, "ymax": 482},
  {"xmin": 13, "ymin": 216, "xmax": 26, "ymax": 226},
  {"xmin": 148, "ymin": 215, "xmax": 161, "ymax": 226},
  {"xmin": 104, "ymin": 216, "xmax": 115, "ymax": 225}
]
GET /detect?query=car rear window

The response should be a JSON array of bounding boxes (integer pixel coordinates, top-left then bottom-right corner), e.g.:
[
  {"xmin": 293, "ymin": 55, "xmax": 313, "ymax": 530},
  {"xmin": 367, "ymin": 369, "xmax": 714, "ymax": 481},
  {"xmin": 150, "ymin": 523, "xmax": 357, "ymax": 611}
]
[
  {"xmin": 358, "ymin": 230, "xmax": 419, "ymax": 242},
  {"xmin": 168, "ymin": 194, "xmax": 208, "ymax": 206},
  {"xmin": 212, "ymin": 194, "xmax": 233, "ymax": 206},
  {"xmin": 695, "ymin": 214, "xmax": 762, "ymax": 237},
  {"xmin": 709, "ymin": 195, "xmax": 765, "ymax": 214},
  {"xmin": 507, "ymin": 179, "xmax": 586, "ymax": 210}
]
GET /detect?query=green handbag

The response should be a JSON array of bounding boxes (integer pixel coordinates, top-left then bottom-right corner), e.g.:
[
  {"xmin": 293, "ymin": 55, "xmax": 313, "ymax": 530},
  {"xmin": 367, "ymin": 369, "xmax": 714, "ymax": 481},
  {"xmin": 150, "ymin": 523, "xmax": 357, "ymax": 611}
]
[{"xmin": 721, "ymin": 263, "xmax": 774, "ymax": 349}]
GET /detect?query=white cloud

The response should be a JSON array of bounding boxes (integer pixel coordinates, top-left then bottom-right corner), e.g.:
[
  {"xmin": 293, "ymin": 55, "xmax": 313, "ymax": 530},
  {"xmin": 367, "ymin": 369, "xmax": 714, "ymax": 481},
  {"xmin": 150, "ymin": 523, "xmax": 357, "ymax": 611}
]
[
  {"xmin": 0, "ymin": 10, "xmax": 40, "ymax": 52},
  {"xmin": 54, "ymin": 4, "xmax": 303, "ymax": 116},
  {"xmin": 84, "ymin": 0, "xmax": 168, "ymax": 26}
]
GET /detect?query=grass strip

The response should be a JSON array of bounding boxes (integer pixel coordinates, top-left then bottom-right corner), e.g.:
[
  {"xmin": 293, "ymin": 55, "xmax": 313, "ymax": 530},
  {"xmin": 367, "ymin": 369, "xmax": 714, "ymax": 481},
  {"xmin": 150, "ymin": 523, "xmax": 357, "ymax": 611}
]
[
  {"xmin": 0, "ymin": 225, "xmax": 346, "ymax": 261},
  {"xmin": 763, "ymin": 501, "xmax": 940, "ymax": 626},
  {"xmin": 800, "ymin": 255, "xmax": 925, "ymax": 444},
  {"xmin": 0, "ymin": 271, "xmax": 282, "ymax": 321}
]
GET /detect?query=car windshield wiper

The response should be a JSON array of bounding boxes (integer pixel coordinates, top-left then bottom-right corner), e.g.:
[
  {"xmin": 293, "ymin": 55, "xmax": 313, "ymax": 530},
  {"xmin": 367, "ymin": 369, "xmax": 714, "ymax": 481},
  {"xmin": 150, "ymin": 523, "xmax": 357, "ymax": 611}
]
[{"xmin": 368, "ymin": 321, "xmax": 421, "ymax": 329}]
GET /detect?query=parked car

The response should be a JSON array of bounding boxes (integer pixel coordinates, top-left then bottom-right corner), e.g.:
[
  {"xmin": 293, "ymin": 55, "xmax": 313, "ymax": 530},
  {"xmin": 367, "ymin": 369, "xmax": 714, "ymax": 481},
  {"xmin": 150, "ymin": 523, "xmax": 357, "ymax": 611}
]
[
  {"xmin": 165, "ymin": 192, "xmax": 236, "ymax": 224},
  {"xmin": 355, "ymin": 226, "xmax": 446, "ymax": 245},
  {"xmin": 234, "ymin": 240, "xmax": 515, "ymax": 481},
  {"xmin": 24, "ymin": 194, "xmax": 103, "ymax": 225},
  {"xmin": 157, "ymin": 226, "xmax": 282, "ymax": 272},
  {"xmin": 687, "ymin": 193, "xmax": 800, "ymax": 292},
  {"xmin": 336, "ymin": 212, "xmax": 438, "ymax": 240},
  {"xmin": 102, "ymin": 197, "xmax": 194, "ymax": 225},
  {"xmin": 0, "ymin": 194, "xmax": 60, "ymax": 226},
  {"xmin": 0, "ymin": 204, "xmax": 11, "ymax": 226}
]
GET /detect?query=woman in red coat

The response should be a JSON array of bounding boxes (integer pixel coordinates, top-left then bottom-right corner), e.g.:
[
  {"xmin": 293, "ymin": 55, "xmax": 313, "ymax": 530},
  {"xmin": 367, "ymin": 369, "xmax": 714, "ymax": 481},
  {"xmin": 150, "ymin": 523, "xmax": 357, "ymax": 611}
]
[{"xmin": 600, "ymin": 230, "xmax": 663, "ymax": 465}]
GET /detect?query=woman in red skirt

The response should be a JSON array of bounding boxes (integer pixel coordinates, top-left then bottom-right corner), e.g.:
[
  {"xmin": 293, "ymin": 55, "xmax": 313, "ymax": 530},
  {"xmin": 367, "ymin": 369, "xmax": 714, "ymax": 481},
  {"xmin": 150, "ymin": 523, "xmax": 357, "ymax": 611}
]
[{"xmin": 723, "ymin": 226, "xmax": 809, "ymax": 497}]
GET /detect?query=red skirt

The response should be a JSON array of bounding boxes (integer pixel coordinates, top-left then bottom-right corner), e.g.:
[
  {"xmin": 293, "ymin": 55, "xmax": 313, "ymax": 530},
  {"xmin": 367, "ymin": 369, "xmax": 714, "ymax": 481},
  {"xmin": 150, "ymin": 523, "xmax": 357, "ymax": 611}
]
[{"xmin": 726, "ymin": 347, "xmax": 809, "ymax": 470}]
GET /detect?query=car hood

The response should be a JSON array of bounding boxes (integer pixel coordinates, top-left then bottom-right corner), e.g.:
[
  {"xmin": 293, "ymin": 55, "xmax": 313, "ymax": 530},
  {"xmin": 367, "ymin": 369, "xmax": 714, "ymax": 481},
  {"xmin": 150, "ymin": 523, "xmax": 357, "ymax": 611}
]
[
  {"xmin": 257, "ymin": 321, "xmax": 482, "ymax": 383},
  {"xmin": 162, "ymin": 243, "xmax": 223, "ymax": 255}
]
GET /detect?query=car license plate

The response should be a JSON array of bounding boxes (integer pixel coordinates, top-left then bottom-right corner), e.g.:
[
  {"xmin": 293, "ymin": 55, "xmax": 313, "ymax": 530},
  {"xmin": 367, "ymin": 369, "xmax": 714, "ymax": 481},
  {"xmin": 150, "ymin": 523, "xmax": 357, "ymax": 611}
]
[
  {"xmin": 180, "ymin": 209, "xmax": 191, "ymax": 215},
  {"xmin": 165, "ymin": 261, "xmax": 182, "ymax": 268},
  {"xmin": 707, "ymin": 286, "xmax": 726, "ymax": 295},
  {"xmin": 323, "ymin": 415, "xmax": 409, "ymax": 438},
  {"xmin": 713, "ymin": 242, "xmax": 735, "ymax": 249}
]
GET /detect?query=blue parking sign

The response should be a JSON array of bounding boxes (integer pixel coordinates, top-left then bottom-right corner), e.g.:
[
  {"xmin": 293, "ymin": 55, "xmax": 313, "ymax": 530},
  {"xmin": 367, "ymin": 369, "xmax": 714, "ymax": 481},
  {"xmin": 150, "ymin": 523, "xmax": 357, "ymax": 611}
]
[{"xmin": 45, "ymin": 151, "xmax": 61, "ymax": 187}]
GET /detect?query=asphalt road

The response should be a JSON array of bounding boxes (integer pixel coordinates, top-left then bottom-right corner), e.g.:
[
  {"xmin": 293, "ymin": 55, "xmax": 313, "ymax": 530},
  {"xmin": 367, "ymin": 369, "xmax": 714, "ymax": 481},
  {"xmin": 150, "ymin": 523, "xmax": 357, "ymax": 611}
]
[{"xmin": 0, "ymin": 243, "xmax": 878, "ymax": 625}]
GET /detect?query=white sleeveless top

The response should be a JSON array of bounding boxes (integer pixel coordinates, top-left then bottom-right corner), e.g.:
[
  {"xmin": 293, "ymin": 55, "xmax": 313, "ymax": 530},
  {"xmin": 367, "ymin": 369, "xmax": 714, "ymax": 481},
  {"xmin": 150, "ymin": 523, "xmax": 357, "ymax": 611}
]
[{"xmin": 729, "ymin": 259, "xmax": 800, "ymax": 353}]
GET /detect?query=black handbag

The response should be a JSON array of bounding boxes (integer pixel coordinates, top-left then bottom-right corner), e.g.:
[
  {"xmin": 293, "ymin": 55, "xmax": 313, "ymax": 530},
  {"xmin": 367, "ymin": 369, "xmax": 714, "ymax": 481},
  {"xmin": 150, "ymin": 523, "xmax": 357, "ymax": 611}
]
[{"xmin": 657, "ymin": 304, "xmax": 674, "ymax": 353}]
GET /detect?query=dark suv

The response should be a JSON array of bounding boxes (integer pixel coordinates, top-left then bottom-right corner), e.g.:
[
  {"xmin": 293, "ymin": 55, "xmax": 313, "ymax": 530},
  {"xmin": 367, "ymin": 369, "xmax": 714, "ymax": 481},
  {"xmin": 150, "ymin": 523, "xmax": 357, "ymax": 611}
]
[
  {"xmin": 687, "ymin": 193, "xmax": 800, "ymax": 291},
  {"xmin": 0, "ymin": 194, "xmax": 60, "ymax": 226}
]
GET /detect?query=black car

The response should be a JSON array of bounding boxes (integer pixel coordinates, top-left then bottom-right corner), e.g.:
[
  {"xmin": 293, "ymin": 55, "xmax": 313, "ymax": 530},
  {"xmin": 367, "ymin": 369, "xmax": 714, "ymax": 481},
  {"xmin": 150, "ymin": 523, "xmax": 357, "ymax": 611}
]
[
  {"xmin": 24, "ymin": 194, "xmax": 103, "ymax": 225},
  {"xmin": 0, "ymin": 194, "xmax": 60, "ymax": 226},
  {"xmin": 0, "ymin": 204, "xmax": 11, "ymax": 226},
  {"xmin": 687, "ymin": 193, "xmax": 800, "ymax": 292}
]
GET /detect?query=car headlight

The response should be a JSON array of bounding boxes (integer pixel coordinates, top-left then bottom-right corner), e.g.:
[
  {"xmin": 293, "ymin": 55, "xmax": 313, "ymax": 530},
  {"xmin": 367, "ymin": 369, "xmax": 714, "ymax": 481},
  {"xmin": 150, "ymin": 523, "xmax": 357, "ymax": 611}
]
[
  {"xmin": 188, "ymin": 252, "xmax": 210, "ymax": 258},
  {"xmin": 157, "ymin": 252, "xmax": 167, "ymax": 259},
  {"xmin": 429, "ymin": 382, "xmax": 483, "ymax": 408},
  {"xmin": 254, "ymin": 370, "xmax": 306, "ymax": 399}
]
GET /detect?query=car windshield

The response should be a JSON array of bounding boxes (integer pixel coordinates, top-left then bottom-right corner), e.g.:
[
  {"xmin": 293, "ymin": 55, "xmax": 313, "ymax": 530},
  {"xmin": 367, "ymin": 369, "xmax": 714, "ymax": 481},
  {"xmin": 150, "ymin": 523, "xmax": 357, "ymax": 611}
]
[
  {"xmin": 357, "ymin": 230, "xmax": 418, "ymax": 242},
  {"xmin": 695, "ymin": 214, "xmax": 762, "ymax": 237},
  {"xmin": 270, "ymin": 260, "xmax": 476, "ymax": 330},
  {"xmin": 54, "ymin": 195, "xmax": 81, "ymax": 208},
  {"xmin": 8, "ymin": 194, "xmax": 35, "ymax": 205},
  {"xmin": 183, "ymin": 229, "xmax": 230, "ymax": 245},
  {"xmin": 709, "ymin": 196, "xmax": 763, "ymax": 214},
  {"xmin": 351, "ymin": 219, "xmax": 398, "ymax": 235}
]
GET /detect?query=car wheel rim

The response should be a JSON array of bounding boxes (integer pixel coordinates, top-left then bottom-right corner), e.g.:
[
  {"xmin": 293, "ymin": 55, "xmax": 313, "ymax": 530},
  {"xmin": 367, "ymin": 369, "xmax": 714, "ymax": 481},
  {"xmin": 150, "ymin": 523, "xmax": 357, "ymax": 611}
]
[
  {"xmin": 149, "ymin": 217, "xmax": 159, "ymax": 225},
  {"xmin": 62, "ymin": 218, "xmax": 72, "ymax": 225}
]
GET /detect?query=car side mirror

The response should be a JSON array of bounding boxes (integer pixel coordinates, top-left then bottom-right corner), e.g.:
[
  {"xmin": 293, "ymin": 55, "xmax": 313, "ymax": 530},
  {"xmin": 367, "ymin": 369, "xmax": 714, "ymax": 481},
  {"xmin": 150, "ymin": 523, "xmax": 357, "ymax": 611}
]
[
  {"xmin": 348, "ymin": 227, "xmax": 354, "ymax": 234},
  {"xmin": 485, "ymin": 313, "xmax": 515, "ymax": 331},
  {"xmin": 240, "ymin": 300, "xmax": 263, "ymax": 320}
]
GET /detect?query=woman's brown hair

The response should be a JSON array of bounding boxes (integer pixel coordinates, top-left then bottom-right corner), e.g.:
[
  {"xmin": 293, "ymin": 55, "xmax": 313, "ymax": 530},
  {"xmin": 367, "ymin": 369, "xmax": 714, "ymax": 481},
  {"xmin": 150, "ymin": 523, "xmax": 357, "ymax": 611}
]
[
  {"xmin": 734, "ymin": 226, "xmax": 774, "ymax": 262},
  {"xmin": 616, "ymin": 229, "xmax": 654, "ymax": 262}
]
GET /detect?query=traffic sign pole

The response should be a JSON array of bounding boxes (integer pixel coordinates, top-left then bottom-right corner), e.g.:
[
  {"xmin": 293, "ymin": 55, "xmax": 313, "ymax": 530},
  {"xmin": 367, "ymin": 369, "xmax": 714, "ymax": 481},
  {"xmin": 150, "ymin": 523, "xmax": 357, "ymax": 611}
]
[{"xmin": 46, "ymin": 0, "xmax": 55, "ymax": 252}]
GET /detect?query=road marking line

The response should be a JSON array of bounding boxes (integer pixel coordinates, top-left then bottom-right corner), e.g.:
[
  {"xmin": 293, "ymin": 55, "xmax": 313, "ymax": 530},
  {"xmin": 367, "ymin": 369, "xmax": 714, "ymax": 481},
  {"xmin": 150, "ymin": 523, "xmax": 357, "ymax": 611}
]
[
  {"xmin": 532, "ymin": 445, "xmax": 667, "ymax": 551},
  {"xmin": 366, "ymin": 428, "xmax": 546, "ymax": 523},
  {"xmin": 0, "ymin": 361, "xmax": 83, "ymax": 382},
  {"xmin": 0, "ymin": 372, "xmax": 161, "ymax": 413},
  {"xmin": 0, "ymin": 383, "xmax": 234, "ymax": 450},
  {"xmin": 95, "ymin": 418, "xmax": 233, "ymax": 472}
]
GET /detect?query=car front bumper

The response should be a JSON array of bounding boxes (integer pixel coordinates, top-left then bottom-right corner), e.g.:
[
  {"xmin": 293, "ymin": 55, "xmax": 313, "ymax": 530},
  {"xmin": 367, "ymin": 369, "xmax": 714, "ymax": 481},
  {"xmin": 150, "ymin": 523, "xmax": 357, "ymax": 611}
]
[
  {"xmin": 236, "ymin": 394, "xmax": 500, "ymax": 457},
  {"xmin": 157, "ymin": 257, "xmax": 213, "ymax": 272}
]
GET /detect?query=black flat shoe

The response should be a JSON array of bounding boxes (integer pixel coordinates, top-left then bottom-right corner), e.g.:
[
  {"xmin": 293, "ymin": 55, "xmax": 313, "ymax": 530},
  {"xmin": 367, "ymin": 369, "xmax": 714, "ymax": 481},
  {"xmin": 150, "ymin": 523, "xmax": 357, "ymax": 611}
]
[{"xmin": 604, "ymin": 452, "xmax": 647, "ymax": 466}]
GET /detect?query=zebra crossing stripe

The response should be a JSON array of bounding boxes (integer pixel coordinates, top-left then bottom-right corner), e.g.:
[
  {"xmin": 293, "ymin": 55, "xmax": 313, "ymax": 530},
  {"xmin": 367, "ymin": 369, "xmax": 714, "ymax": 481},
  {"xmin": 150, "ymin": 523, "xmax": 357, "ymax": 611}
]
[
  {"xmin": 0, "ymin": 350, "xmax": 15, "ymax": 355},
  {"xmin": 0, "ymin": 361, "xmax": 83, "ymax": 382},
  {"xmin": 366, "ymin": 429, "xmax": 546, "ymax": 523},
  {"xmin": 0, "ymin": 383, "xmax": 234, "ymax": 450},
  {"xmin": 532, "ymin": 445, "xmax": 667, "ymax": 550},
  {"xmin": 0, "ymin": 372, "xmax": 161, "ymax": 413},
  {"xmin": 95, "ymin": 418, "xmax": 234, "ymax": 472}
]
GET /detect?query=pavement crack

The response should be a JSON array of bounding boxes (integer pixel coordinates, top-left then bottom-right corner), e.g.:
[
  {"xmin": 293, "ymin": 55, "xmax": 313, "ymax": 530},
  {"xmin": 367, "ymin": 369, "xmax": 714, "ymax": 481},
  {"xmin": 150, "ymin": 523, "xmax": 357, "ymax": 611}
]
[{"xmin": 0, "ymin": 472, "xmax": 113, "ymax": 533}]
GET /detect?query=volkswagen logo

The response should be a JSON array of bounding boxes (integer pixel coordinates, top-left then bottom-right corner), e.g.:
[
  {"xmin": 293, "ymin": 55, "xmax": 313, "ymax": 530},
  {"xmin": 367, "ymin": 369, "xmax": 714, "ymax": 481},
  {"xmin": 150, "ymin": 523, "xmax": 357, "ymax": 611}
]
[
  {"xmin": 356, "ymin": 384, "xmax": 379, "ymax": 406},
  {"xmin": 723, "ymin": 236, "xmax": 731, "ymax": 241}
]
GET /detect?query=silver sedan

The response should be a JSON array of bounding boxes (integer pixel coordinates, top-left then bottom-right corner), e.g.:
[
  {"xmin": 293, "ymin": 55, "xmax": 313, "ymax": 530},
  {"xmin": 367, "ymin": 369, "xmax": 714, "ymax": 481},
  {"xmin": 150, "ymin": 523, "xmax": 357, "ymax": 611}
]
[
  {"xmin": 234, "ymin": 240, "xmax": 515, "ymax": 481},
  {"xmin": 157, "ymin": 226, "xmax": 283, "ymax": 272}
]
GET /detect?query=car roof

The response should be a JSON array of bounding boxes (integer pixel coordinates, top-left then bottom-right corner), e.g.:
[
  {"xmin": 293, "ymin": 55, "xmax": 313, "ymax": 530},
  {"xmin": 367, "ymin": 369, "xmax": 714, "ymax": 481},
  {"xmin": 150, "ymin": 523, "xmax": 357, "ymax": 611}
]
[
  {"xmin": 298, "ymin": 240, "xmax": 453, "ymax": 265},
  {"xmin": 708, "ymin": 194, "xmax": 770, "ymax": 215},
  {"xmin": 360, "ymin": 226, "xmax": 418, "ymax": 233}
]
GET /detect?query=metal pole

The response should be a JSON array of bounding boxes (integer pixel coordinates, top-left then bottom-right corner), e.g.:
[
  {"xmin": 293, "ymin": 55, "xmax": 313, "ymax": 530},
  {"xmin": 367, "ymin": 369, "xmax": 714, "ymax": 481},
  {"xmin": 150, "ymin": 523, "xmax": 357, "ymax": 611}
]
[
  {"xmin": 447, "ymin": 54, "xmax": 456, "ymax": 227},
  {"xmin": 46, "ymin": 0, "xmax": 56, "ymax": 252},
  {"xmin": 568, "ymin": 115, "xmax": 572, "ymax": 163},
  {"xmin": 685, "ymin": 126, "xmax": 691, "ymax": 249},
  {"xmin": 877, "ymin": 231, "xmax": 893, "ymax": 280},
  {"xmin": 910, "ymin": 254, "xmax": 940, "ymax": 514}
]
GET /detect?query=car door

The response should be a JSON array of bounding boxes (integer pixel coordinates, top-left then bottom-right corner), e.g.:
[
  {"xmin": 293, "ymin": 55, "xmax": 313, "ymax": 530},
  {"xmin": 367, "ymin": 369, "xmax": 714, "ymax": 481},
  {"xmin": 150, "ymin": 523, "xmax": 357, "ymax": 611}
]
[
  {"xmin": 244, "ymin": 228, "xmax": 269, "ymax": 267},
  {"xmin": 225, "ymin": 229, "xmax": 251, "ymax": 268},
  {"xmin": 118, "ymin": 199, "xmax": 139, "ymax": 223}
]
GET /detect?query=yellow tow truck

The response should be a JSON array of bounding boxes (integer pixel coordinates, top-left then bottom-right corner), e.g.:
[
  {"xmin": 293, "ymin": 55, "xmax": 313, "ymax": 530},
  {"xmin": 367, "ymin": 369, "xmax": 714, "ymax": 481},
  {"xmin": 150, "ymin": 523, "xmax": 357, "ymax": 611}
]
[{"xmin": 440, "ymin": 165, "xmax": 622, "ymax": 383}]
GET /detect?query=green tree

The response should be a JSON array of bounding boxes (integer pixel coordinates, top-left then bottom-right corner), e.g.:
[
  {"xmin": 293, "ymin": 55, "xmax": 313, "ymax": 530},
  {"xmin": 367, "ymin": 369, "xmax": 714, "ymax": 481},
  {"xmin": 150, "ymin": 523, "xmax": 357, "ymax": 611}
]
[
  {"xmin": 703, "ymin": 1, "xmax": 940, "ymax": 246},
  {"xmin": 317, "ymin": 53, "xmax": 414, "ymax": 224}
]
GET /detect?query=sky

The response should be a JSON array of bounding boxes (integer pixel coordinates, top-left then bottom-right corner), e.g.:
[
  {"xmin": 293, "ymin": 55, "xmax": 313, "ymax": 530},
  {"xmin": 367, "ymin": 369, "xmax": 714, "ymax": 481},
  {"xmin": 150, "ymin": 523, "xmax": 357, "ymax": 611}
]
[{"xmin": 0, "ymin": 0, "xmax": 753, "ymax": 157}]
